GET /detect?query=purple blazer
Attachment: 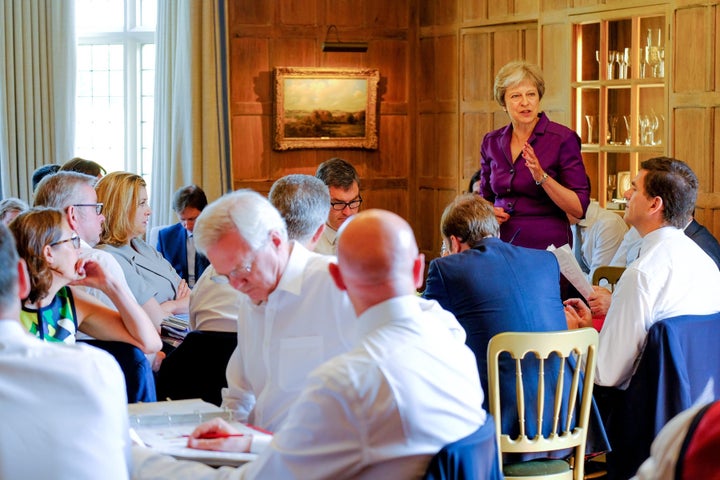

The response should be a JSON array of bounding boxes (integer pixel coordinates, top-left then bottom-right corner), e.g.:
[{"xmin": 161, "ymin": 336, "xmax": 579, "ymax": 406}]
[{"xmin": 480, "ymin": 112, "xmax": 590, "ymax": 250}]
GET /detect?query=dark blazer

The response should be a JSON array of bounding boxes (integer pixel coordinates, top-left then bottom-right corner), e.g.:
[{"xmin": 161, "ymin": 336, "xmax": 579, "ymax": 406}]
[
  {"xmin": 685, "ymin": 219, "xmax": 720, "ymax": 270},
  {"xmin": 423, "ymin": 237, "xmax": 609, "ymax": 456},
  {"xmin": 156, "ymin": 223, "xmax": 209, "ymax": 285}
]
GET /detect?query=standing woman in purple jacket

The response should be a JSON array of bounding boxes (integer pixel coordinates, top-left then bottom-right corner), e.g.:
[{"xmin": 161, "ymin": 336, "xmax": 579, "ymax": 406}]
[{"xmin": 480, "ymin": 61, "xmax": 590, "ymax": 251}]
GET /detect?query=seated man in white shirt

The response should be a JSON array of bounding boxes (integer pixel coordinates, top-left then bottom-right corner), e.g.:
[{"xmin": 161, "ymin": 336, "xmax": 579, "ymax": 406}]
[
  {"xmin": 314, "ymin": 157, "xmax": 362, "ymax": 255},
  {"xmin": 269, "ymin": 173, "xmax": 330, "ymax": 251},
  {"xmin": 565, "ymin": 157, "xmax": 720, "ymax": 388},
  {"xmin": 132, "ymin": 209, "xmax": 486, "ymax": 479},
  {"xmin": 190, "ymin": 190, "xmax": 358, "ymax": 432},
  {"xmin": 0, "ymin": 223, "xmax": 131, "ymax": 479},
  {"xmin": 569, "ymin": 200, "xmax": 628, "ymax": 283}
]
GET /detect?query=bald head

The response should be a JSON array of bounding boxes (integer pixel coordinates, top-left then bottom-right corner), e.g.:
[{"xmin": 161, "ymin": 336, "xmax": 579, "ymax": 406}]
[{"xmin": 330, "ymin": 209, "xmax": 423, "ymax": 315}]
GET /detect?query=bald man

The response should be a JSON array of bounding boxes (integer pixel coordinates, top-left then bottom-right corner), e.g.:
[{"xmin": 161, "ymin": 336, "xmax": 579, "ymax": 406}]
[{"xmin": 132, "ymin": 210, "xmax": 486, "ymax": 480}]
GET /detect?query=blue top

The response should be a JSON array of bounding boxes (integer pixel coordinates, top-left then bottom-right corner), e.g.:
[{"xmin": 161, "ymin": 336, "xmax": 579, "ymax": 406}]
[{"xmin": 480, "ymin": 112, "xmax": 590, "ymax": 249}]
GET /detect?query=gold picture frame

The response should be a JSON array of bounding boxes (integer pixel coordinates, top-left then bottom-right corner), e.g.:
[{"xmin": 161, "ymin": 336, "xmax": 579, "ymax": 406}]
[{"xmin": 273, "ymin": 67, "xmax": 379, "ymax": 151}]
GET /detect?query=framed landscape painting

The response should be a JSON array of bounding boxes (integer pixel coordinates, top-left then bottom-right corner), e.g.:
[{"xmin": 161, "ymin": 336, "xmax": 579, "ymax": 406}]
[{"xmin": 273, "ymin": 67, "xmax": 380, "ymax": 150}]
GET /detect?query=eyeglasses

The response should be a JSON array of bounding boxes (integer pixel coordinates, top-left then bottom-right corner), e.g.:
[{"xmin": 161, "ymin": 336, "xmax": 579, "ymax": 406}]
[
  {"xmin": 50, "ymin": 233, "xmax": 81, "ymax": 249},
  {"xmin": 73, "ymin": 203, "xmax": 103, "ymax": 215},
  {"xmin": 211, "ymin": 245, "xmax": 265, "ymax": 284},
  {"xmin": 330, "ymin": 196, "xmax": 362, "ymax": 211}
]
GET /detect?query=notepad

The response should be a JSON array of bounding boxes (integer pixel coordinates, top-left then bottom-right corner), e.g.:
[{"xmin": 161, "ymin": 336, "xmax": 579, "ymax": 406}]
[{"xmin": 128, "ymin": 399, "xmax": 272, "ymax": 467}]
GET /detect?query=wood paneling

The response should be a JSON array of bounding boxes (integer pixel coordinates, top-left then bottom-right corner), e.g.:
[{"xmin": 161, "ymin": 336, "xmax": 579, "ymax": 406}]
[
  {"xmin": 225, "ymin": 0, "xmax": 720, "ymax": 255},
  {"xmin": 227, "ymin": 0, "xmax": 414, "ymax": 238}
]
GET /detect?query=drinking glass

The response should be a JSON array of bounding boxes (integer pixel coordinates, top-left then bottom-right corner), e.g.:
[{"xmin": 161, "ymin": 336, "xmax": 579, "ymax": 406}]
[
  {"xmin": 623, "ymin": 115, "xmax": 632, "ymax": 145},
  {"xmin": 607, "ymin": 50, "xmax": 617, "ymax": 80},
  {"xmin": 607, "ymin": 174, "xmax": 617, "ymax": 202},
  {"xmin": 584, "ymin": 115, "xmax": 596, "ymax": 144},
  {"xmin": 608, "ymin": 115, "xmax": 619, "ymax": 145}
]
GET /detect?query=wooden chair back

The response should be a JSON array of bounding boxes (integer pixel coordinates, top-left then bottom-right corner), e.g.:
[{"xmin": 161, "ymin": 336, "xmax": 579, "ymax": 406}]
[{"xmin": 487, "ymin": 328, "xmax": 599, "ymax": 480}]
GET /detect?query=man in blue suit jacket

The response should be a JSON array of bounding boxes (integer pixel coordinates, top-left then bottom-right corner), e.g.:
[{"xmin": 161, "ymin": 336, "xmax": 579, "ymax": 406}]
[
  {"xmin": 423, "ymin": 194, "xmax": 608, "ymax": 457},
  {"xmin": 156, "ymin": 185, "xmax": 210, "ymax": 288}
]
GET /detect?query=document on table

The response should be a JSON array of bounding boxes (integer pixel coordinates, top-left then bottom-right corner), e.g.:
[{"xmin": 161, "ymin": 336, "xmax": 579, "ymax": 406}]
[{"xmin": 128, "ymin": 399, "xmax": 272, "ymax": 467}]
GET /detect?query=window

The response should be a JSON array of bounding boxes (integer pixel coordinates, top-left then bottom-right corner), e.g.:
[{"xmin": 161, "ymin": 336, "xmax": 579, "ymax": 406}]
[{"xmin": 74, "ymin": 0, "xmax": 156, "ymax": 184}]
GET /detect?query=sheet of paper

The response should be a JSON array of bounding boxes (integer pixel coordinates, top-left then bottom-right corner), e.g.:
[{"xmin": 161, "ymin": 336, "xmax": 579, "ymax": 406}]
[
  {"xmin": 128, "ymin": 399, "xmax": 271, "ymax": 467},
  {"xmin": 547, "ymin": 244, "xmax": 594, "ymax": 300}
]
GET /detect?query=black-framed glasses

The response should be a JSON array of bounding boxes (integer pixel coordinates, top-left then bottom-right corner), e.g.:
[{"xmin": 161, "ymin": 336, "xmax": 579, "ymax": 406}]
[
  {"xmin": 73, "ymin": 203, "xmax": 103, "ymax": 215},
  {"xmin": 330, "ymin": 196, "xmax": 362, "ymax": 211},
  {"xmin": 50, "ymin": 233, "xmax": 81, "ymax": 249}
]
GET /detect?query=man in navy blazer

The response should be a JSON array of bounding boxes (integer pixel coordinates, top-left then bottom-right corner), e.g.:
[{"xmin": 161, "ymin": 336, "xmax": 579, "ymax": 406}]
[
  {"xmin": 156, "ymin": 185, "xmax": 210, "ymax": 288},
  {"xmin": 423, "ymin": 194, "xmax": 609, "ymax": 455}
]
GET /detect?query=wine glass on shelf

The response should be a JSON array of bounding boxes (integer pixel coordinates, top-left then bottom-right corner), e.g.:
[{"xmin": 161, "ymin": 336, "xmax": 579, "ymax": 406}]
[
  {"xmin": 608, "ymin": 115, "xmax": 619, "ymax": 145},
  {"xmin": 639, "ymin": 114, "xmax": 650, "ymax": 146},
  {"xmin": 607, "ymin": 174, "xmax": 617, "ymax": 203},
  {"xmin": 584, "ymin": 115, "xmax": 595, "ymax": 144},
  {"xmin": 607, "ymin": 50, "xmax": 617, "ymax": 80},
  {"xmin": 618, "ymin": 48, "xmax": 630, "ymax": 79},
  {"xmin": 649, "ymin": 110, "xmax": 660, "ymax": 146},
  {"xmin": 623, "ymin": 115, "xmax": 632, "ymax": 145}
]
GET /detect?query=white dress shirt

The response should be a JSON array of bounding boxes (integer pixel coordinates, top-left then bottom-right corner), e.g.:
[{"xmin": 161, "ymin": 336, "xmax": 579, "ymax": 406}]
[
  {"xmin": 610, "ymin": 225, "xmax": 643, "ymax": 267},
  {"xmin": 573, "ymin": 202, "xmax": 628, "ymax": 281},
  {"xmin": 0, "ymin": 320, "xmax": 131, "ymax": 479},
  {"xmin": 597, "ymin": 227, "xmax": 720, "ymax": 388},
  {"xmin": 131, "ymin": 295, "xmax": 486, "ymax": 480},
  {"xmin": 222, "ymin": 242, "xmax": 357, "ymax": 431},
  {"xmin": 188, "ymin": 265, "xmax": 240, "ymax": 332},
  {"xmin": 313, "ymin": 224, "xmax": 338, "ymax": 255}
]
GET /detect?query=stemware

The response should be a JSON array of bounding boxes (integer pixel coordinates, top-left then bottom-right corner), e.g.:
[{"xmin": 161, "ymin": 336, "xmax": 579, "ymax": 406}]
[
  {"xmin": 608, "ymin": 115, "xmax": 619, "ymax": 145},
  {"xmin": 584, "ymin": 115, "xmax": 596, "ymax": 144},
  {"xmin": 607, "ymin": 174, "xmax": 617, "ymax": 203},
  {"xmin": 639, "ymin": 114, "xmax": 650, "ymax": 146},
  {"xmin": 623, "ymin": 115, "xmax": 632, "ymax": 145},
  {"xmin": 607, "ymin": 50, "xmax": 617, "ymax": 80}
]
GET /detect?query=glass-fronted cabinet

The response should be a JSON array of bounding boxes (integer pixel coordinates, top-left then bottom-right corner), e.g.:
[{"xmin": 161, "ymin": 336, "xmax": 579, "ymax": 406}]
[{"xmin": 572, "ymin": 10, "xmax": 668, "ymax": 209}]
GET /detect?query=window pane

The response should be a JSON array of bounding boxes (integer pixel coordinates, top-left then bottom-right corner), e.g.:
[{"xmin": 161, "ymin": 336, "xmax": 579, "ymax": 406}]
[
  {"xmin": 138, "ymin": 0, "xmax": 157, "ymax": 30},
  {"xmin": 76, "ymin": 0, "xmax": 124, "ymax": 33}
]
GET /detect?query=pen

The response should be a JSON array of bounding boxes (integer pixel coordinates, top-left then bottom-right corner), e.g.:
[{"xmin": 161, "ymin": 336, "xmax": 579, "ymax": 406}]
[{"xmin": 182, "ymin": 433, "xmax": 246, "ymax": 439}]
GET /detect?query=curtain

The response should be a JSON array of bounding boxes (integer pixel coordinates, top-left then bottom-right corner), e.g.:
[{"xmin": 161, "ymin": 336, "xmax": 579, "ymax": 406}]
[
  {"xmin": 0, "ymin": 0, "xmax": 75, "ymax": 201},
  {"xmin": 151, "ymin": 0, "xmax": 232, "ymax": 228}
]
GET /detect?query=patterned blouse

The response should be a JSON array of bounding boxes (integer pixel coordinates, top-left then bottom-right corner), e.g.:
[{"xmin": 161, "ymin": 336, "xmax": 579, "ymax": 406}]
[{"xmin": 20, "ymin": 286, "xmax": 78, "ymax": 344}]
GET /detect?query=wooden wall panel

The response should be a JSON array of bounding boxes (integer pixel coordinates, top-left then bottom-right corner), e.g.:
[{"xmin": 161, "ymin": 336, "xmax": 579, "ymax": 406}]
[
  {"xmin": 375, "ymin": 116, "xmax": 410, "ymax": 178},
  {"xmin": 674, "ymin": 7, "xmax": 711, "ymax": 93},
  {"xmin": 461, "ymin": 31, "xmax": 493, "ymax": 103},
  {"xmin": 418, "ymin": 37, "xmax": 436, "ymax": 104},
  {"xmin": 231, "ymin": 116, "xmax": 271, "ymax": 180},
  {"xmin": 418, "ymin": 114, "xmax": 436, "ymax": 177},
  {"xmin": 463, "ymin": 112, "xmax": 493, "ymax": 179},
  {"xmin": 540, "ymin": 23, "xmax": 569, "ymax": 108},
  {"xmin": 516, "ymin": 0, "xmax": 539, "ymax": 17},
  {"xmin": 436, "ymin": 35, "xmax": 458, "ymax": 102},
  {"xmin": 229, "ymin": 38, "xmax": 270, "ymax": 105},
  {"xmin": 323, "ymin": 0, "xmax": 363, "ymax": 26},
  {"xmin": 673, "ymin": 107, "xmax": 711, "ymax": 189},
  {"xmin": 371, "ymin": 40, "xmax": 409, "ymax": 104},
  {"xmin": 228, "ymin": 0, "xmax": 272, "ymax": 24},
  {"xmin": 489, "ymin": 0, "xmax": 512, "ymax": 20},
  {"xmin": 279, "ymin": 0, "xmax": 316, "ymax": 25},
  {"xmin": 437, "ymin": 113, "xmax": 459, "ymax": 178}
]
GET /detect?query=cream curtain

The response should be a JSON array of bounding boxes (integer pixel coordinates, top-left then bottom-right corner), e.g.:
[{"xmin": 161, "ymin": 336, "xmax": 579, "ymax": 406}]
[
  {"xmin": 151, "ymin": 0, "xmax": 232, "ymax": 227},
  {"xmin": 0, "ymin": 0, "xmax": 75, "ymax": 201}
]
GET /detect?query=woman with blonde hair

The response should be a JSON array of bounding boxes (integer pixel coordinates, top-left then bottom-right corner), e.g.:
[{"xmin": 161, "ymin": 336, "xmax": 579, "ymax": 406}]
[
  {"xmin": 10, "ymin": 207, "xmax": 161, "ymax": 351},
  {"xmin": 96, "ymin": 172, "xmax": 190, "ymax": 330}
]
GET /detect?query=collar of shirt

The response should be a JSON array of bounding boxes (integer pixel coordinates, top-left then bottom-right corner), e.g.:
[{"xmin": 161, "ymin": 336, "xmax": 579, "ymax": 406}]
[
  {"xmin": 356, "ymin": 295, "xmax": 422, "ymax": 341},
  {"xmin": 270, "ymin": 240, "xmax": 315, "ymax": 298},
  {"xmin": 0, "ymin": 320, "xmax": 38, "ymax": 349},
  {"xmin": 324, "ymin": 224, "xmax": 338, "ymax": 245},
  {"xmin": 638, "ymin": 225, "xmax": 684, "ymax": 258}
]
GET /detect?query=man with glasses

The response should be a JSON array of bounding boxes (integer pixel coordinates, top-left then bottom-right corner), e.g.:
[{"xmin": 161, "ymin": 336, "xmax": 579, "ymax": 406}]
[
  {"xmin": 34, "ymin": 170, "xmax": 160, "ymax": 403},
  {"xmin": 193, "ymin": 190, "xmax": 357, "ymax": 432},
  {"xmin": 314, "ymin": 157, "xmax": 362, "ymax": 255}
]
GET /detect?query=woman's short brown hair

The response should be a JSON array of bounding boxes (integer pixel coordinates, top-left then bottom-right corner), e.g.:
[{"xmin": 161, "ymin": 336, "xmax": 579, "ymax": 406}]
[
  {"xmin": 493, "ymin": 60, "xmax": 546, "ymax": 108},
  {"xmin": 9, "ymin": 207, "xmax": 65, "ymax": 303}
]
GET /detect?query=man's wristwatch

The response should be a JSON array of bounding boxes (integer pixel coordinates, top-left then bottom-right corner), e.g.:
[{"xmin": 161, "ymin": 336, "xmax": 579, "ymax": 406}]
[{"xmin": 536, "ymin": 173, "xmax": 549, "ymax": 186}]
